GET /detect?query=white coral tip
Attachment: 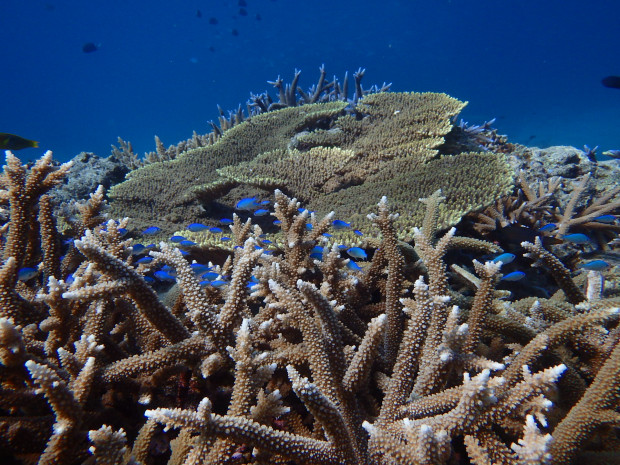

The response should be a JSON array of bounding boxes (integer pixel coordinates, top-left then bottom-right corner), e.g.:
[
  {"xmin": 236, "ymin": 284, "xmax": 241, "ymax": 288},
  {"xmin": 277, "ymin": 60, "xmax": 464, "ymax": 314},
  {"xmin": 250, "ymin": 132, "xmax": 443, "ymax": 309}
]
[
  {"xmin": 362, "ymin": 421, "xmax": 376, "ymax": 434},
  {"xmin": 419, "ymin": 424, "xmax": 432, "ymax": 434},
  {"xmin": 551, "ymin": 364, "xmax": 567, "ymax": 379},
  {"xmin": 197, "ymin": 397, "xmax": 212, "ymax": 417}
]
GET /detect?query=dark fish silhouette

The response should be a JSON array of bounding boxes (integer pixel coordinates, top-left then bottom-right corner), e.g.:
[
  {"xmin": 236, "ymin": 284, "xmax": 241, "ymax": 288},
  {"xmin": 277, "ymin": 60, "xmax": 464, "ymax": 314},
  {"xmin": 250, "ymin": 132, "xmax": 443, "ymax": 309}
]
[
  {"xmin": 0, "ymin": 133, "xmax": 39, "ymax": 150},
  {"xmin": 601, "ymin": 76, "xmax": 620, "ymax": 89},
  {"xmin": 196, "ymin": 9, "xmax": 202, "ymax": 18},
  {"xmin": 82, "ymin": 42, "xmax": 98, "ymax": 53},
  {"xmin": 209, "ymin": 17, "xmax": 218, "ymax": 25}
]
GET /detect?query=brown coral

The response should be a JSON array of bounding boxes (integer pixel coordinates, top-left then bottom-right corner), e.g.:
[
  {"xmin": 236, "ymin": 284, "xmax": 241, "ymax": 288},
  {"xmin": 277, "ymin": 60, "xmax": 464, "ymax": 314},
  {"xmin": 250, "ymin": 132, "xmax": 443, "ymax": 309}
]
[
  {"xmin": 1, "ymin": 135, "xmax": 619, "ymax": 464},
  {"xmin": 109, "ymin": 91, "xmax": 514, "ymax": 246}
]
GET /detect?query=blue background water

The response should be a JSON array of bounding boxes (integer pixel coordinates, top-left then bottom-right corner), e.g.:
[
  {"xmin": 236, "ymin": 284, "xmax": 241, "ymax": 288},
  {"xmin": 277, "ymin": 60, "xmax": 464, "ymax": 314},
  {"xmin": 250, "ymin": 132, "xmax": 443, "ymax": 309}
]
[{"xmin": 1, "ymin": 0, "xmax": 618, "ymax": 163}]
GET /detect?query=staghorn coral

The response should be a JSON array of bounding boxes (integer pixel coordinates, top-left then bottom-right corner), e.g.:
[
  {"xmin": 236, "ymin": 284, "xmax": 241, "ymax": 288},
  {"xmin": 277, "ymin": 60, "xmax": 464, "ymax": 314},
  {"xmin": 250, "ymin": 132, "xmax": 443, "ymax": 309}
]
[
  {"xmin": 467, "ymin": 153, "xmax": 620, "ymax": 253},
  {"xmin": 0, "ymin": 151, "xmax": 619, "ymax": 464}
]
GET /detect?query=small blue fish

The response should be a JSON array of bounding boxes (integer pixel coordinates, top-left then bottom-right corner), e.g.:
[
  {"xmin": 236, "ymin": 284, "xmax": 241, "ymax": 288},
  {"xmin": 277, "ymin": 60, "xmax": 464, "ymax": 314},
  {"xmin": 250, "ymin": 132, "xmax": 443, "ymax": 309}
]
[
  {"xmin": 179, "ymin": 240, "xmax": 197, "ymax": 247},
  {"xmin": 492, "ymin": 253, "xmax": 516, "ymax": 265},
  {"xmin": 309, "ymin": 252, "xmax": 323, "ymax": 261},
  {"xmin": 202, "ymin": 272, "xmax": 220, "ymax": 281},
  {"xmin": 501, "ymin": 271, "xmax": 526, "ymax": 281},
  {"xmin": 273, "ymin": 220, "xmax": 282, "ymax": 225},
  {"xmin": 332, "ymin": 220, "xmax": 351, "ymax": 230},
  {"xmin": 236, "ymin": 197, "xmax": 259, "ymax": 210},
  {"xmin": 18, "ymin": 267, "xmax": 38, "ymax": 281},
  {"xmin": 209, "ymin": 227, "xmax": 223, "ymax": 233},
  {"xmin": 220, "ymin": 218, "xmax": 234, "ymax": 225},
  {"xmin": 221, "ymin": 237, "xmax": 231, "ymax": 242},
  {"xmin": 142, "ymin": 226, "xmax": 161, "ymax": 235},
  {"xmin": 187, "ymin": 223, "xmax": 209, "ymax": 232},
  {"xmin": 263, "ymin": 250, "xmax": 274, "ymax": 255},
  {"xmin": 260, "ymin": 200, "xmax": 270, "ymax": 205},
  {"xmin": 154, "ymin": 270, "xmax": 176, "ymax": 281},
  {"xmin": 117, "ymin": 228, "xmax": 128, "ymax": 236},
  {"xmin": 65, "ymin": 274, "xmax": 74, "ymax": 285},
  {"xmin": 322, "ymin": 233, "xmax": 333, "ymax": 238},
  {"xmin": 579, "ymin": 260, "xmax": 609, "ymax": 271},
  {"xmin": 160, "ymin": 265, "xmax": 177, "ymax": 276},
  {"xmin": 143, "ymin": 276, "xmax": 155, "ymax": 284},
  {"xmin": 354, "ymin": 229, "xmax": 364, "ymax": 236},
  {"xmin": 261, "ymin": 239, "xmax": 272, "ymax": 244},
  {"xmin": 210, "ymin": 280, "xmax": 227, "ymax": 288},
  {"xmin": 306, "ymin": 223, "xmax": 313, "ymax": 230},
  {"xmin": 136, "ymin": 257, "xmax": 154, "ymax": 264},
  {"xmin": 254, "ymin": 209, "xmax": 269, "ymax": 216},
  {"xmin": 170, "ymin": 235, "xmax": 186, "ymax": 243},
  {"xmin": 190, "ymin": 263, "xmax": 211, "ymax": 274},
  {"xmin": 592, "ymin": 215, "xmax": 616, "ymax": 224},
  {"xmin": 346, "ymin": 260, "xmax": 362, "ymax": 271},
  {"xmin": 562, "ymin": 233, "xmax": 591, "ymax": 244},
  {"xmin": 347, "ymin": 247, "xmax": 367, "ymax": 260},
  {"xmin": 132, "ymin": 244, "xmax": 146, "ymax": 254},
  {"xmin": 538, "ymin": 223, "xmax": 557, "ymax": 233},
  {"xmin": 311, "ymin": 246, "xmax": 324, "ymax": 254},
  {"xmin": 199, "ymin": 280, "xmax": 210, "ymax": 287}
]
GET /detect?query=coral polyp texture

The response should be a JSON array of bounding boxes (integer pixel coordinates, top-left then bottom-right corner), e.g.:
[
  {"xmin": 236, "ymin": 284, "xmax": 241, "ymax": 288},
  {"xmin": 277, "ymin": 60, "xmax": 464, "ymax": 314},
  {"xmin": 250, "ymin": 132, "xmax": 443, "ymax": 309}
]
[
  {"xmin": 108, "ymin": 91, "xmax": 514, "ymax": 243},
  {"xmin": 1, "ymin": 144, "xmax": 619, "ymax": 464}
]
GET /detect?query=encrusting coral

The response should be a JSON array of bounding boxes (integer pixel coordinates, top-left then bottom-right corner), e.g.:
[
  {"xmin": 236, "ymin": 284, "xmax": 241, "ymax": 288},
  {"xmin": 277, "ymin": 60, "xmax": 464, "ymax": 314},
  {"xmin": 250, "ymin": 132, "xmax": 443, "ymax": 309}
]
[{"xmin": 0, "ymin": 150, "xmax": 618, "ymax": 464}]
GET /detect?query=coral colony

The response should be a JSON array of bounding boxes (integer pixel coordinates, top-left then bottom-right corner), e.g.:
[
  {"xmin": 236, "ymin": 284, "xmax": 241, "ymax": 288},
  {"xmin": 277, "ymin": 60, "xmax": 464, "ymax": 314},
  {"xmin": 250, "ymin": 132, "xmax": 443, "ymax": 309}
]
[{"xmin": 1, "ymin": 69, "xmax": 619, "ymax": 464}]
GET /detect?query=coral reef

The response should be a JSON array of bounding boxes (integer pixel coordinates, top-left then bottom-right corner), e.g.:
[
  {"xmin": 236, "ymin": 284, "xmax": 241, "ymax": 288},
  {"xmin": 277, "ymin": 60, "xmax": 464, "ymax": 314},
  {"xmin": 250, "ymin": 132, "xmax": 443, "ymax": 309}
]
[
  {"xmin": 111, "ymin": 67, "xmax": 390, "ymax": 171},
  {"xmin": 50, "ymin": 151, "xmax": 130, "ymax": 206},
  {"xmin": 108, "ymin": 101, "xmax": 348, "ymax": 235},
  {"xmin": 0, "ymin": 150, "xmax": 619, "ymax": 464},
  {"xmin": 109, "ymin": 91, "xmax": 514, "ymax": 245}
]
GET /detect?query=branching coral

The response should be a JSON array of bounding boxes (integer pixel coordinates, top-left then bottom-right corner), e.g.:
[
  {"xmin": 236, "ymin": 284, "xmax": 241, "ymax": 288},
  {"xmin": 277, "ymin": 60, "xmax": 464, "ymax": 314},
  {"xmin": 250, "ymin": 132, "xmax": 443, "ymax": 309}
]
[
  {"xmin": 468, "ymin": 167, "xmax": 620, "ymax": 252},
  {"xmin": 0, "ymin": 144, "xmax": 618, "ymax": 465}
]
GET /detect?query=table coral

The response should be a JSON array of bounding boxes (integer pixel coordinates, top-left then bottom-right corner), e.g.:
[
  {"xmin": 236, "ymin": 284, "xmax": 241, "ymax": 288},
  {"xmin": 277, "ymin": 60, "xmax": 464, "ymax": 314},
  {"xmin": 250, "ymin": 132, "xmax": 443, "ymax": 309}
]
[{"xmin": 109, "ymin": 91, "xmax": 514, "ymax": 248}]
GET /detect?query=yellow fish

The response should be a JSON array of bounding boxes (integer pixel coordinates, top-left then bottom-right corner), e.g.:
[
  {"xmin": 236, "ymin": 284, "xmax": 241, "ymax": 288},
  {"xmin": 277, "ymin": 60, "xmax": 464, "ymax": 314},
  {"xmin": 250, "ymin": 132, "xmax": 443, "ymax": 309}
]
[{"xmin": 0, "ymin": 133, "xmax": 39, "ymax": 150}]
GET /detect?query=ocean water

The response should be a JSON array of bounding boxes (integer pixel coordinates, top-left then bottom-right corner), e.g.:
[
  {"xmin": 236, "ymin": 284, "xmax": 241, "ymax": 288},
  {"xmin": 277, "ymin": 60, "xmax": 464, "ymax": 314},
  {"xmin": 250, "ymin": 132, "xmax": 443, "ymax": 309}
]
[{"xmin": 1, "ymin": 0, "xmax": 618, "ymax": 163}]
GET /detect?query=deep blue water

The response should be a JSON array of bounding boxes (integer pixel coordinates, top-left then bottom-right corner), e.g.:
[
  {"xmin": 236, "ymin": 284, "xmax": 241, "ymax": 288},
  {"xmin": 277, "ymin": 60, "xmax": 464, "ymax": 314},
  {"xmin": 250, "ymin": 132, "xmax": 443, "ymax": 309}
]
[{"xmin": 1, "ymin": 0, "xmax": 618, "ymax": 163}]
